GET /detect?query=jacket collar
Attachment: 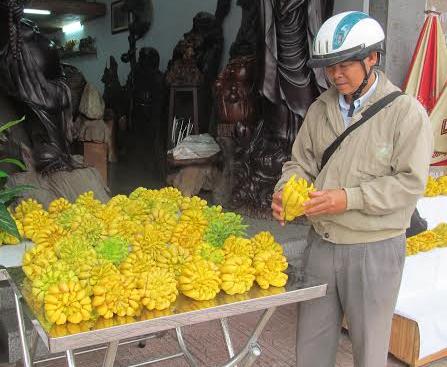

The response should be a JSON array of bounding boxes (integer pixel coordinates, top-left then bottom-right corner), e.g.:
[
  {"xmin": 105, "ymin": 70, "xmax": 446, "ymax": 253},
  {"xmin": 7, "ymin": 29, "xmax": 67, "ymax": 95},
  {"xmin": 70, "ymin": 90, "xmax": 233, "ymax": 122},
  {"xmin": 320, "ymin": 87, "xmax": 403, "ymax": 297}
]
[{"xmin": 317, "ymin": 70, "xmax": 401, "ymax": 135}]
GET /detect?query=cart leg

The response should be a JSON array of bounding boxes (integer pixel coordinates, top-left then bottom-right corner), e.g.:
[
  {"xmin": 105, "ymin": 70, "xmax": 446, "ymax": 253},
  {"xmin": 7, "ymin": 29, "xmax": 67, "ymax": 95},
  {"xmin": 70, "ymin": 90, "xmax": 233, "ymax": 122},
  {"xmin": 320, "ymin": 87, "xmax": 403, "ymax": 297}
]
[
  {"xmin": 220, "ymin": 307, "xmax": 276, "ymax": 367},
  {"xmin": 240, "ymin": 344, "xmax": 261, "ymax": 367},
  {"xmin": 175, "ymin": 327, "xmax": 199, "ymax": 367},
  {"xmin": 66, "ymin": 350, "xmax": 77, "ymax": 367},
  {"xmin": 30, "ymin": 330, "xmax": 38, "ymax": 359},
  {"xmin": 102, "ymin": 340, "xmax": 119, "ymax": 367},
  {"xmin": 14, "ymin": 293, "xmax": 32, "ymax": 367},
  {"xmin": 220, "ymin": 318, "xmax": 235, "ymax": 358}
]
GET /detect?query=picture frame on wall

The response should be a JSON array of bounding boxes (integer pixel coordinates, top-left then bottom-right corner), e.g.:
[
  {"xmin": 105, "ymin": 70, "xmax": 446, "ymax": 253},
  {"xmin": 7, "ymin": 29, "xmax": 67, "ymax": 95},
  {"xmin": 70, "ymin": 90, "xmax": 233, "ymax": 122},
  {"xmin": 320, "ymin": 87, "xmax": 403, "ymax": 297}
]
[{"xmin": 111, "ymin": 0, "xmax": 129, "ymax": 34}]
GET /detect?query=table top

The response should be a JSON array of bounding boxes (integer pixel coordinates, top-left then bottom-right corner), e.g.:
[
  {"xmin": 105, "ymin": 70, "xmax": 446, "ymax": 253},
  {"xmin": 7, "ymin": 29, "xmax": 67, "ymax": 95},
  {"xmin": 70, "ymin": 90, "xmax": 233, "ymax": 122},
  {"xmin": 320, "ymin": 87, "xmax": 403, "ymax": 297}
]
[{"xmin": 5, "ymin": 266, "xmax": 326, "ymax": 353}]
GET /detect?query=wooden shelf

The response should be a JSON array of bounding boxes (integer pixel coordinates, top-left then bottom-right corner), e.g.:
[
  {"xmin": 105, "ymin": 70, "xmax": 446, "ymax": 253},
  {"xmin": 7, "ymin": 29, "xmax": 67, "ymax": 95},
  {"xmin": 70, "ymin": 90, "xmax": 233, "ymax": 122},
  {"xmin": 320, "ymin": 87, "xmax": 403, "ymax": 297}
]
[{"xmin": 60, "ymin": 49, "xmax": 97, "ymax": 60}]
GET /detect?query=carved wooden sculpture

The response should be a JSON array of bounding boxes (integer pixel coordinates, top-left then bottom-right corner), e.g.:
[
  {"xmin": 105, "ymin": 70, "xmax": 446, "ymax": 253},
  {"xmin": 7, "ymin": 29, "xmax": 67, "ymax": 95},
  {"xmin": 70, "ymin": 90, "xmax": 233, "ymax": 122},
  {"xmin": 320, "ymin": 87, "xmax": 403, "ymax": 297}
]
[
  {"xmin": 132, "ymin": 46, "xmax": 165, "ymax": 148},
  {"xmin": 63, "ymin": 64, "xmax": 87, "ymax": 121},
  {"xmin": 0, "ymin": 0, "xmax": 78, "ymax": 173},
  {"xmin": 166, "ymin": 0, "xmax": 231, "ymax": 133},
  {"xmin": 215, "ymin": 56, "xmax": 257, "ymax": 137},
  {"xmin": 228, "ymin": 0, "xmax": 333, "ymax": 216},
  {"xmin": 120, "ymin": 0, "xmax": 152, "ymax": 130},
  {"xmin": 133, "ymin": 47, "xmax": 164, "ymax": 122},
  {"xmin": 0, "ymin": 0, "xmax": 109, "ymax": 206},
  {"xmin": 166, "ymin": 41, "xmax": 203, "ymax": 87},
  {"xmin": 229, "ymin": 0, "xmax": 259, "ymax": 59},
  {"xmin": 101, "ymin": 56, "xmax": 128, "ymax": 123}
]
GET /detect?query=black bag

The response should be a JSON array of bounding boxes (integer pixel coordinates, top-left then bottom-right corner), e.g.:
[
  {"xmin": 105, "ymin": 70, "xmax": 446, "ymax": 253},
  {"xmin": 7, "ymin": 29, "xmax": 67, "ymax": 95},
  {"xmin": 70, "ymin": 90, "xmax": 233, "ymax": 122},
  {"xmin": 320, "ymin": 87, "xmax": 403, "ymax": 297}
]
[
  {"xmin": 320, "ymin": 91, "xmax": 427, "ymax": 237},
  {"xmin": 406, "ymin": 208, "xmax": 428, "ymax": 238}
]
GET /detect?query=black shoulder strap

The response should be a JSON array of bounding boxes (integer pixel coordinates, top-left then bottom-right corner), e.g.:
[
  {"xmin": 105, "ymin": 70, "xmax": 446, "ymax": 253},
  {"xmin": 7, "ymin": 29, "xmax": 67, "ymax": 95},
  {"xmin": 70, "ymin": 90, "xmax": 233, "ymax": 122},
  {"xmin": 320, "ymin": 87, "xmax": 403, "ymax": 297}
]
[{"xmin": 320, "ymin": 91, "xmax": 404, "ymax": 170}]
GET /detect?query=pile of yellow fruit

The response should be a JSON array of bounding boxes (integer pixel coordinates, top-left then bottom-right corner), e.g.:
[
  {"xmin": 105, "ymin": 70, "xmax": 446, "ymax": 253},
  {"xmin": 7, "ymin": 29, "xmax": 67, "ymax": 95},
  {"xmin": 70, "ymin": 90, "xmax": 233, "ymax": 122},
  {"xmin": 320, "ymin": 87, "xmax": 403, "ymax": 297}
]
[
  {"xmin": 406, "ymin": 223, "xmax": 447, "ymax": 256},
  {"xmin": 282, "ymin": 175, "xmax": 315, "ymax": 221},
  {"xmin": 424, "ymin": 176, "xmax": 447, "ymax": 197},
  {"xmin": 14, "ymin": 188, "xmax": 288, "ymax": 326}
]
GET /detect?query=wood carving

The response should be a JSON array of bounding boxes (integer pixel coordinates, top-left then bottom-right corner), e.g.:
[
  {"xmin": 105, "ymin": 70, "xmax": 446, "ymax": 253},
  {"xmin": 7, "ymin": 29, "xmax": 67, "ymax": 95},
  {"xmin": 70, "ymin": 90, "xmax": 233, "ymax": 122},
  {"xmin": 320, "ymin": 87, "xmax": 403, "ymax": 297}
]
[
  {"xmin": 0, "ymin": 0, "xmax": 78, "ymax": 173},
  {"xmin": 215, "ymin": 56, "xmax": 257, "ymax": 137},
  {"xmin": 101, "ymin": 56, "xmax": 128, "ymax": 122},
  {"xmin": 165, "ymin": 41, "xmax": 203, "ymax": 86},
  {"xmin": 165, "ymin": 0, "xmax": 231, "ymax": 133},
  {"xmin": 229, "ymin": 0, "xmax": 333, "ymax": 216}
]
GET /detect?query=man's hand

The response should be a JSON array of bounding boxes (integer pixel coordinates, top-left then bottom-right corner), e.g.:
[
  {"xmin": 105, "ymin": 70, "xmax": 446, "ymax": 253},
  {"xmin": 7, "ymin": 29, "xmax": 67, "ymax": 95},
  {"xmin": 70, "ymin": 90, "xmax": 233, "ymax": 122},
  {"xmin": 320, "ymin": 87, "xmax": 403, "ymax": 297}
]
[
  {"xmin": 304, "ymin": 189, "xmax": 347, "ymax": 216},
  {"xmin": 271, "ymin": 190, "xmax": 285, "ymax": 226}
]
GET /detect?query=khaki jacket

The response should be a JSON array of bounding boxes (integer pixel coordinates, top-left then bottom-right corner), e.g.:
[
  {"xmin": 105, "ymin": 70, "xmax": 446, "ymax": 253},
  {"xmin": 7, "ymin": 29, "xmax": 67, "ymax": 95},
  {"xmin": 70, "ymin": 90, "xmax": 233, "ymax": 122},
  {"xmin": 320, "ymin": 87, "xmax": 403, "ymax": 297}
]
[{"xmin": 275, "ymin": 71, "xmax": 433, "ymax": 244}]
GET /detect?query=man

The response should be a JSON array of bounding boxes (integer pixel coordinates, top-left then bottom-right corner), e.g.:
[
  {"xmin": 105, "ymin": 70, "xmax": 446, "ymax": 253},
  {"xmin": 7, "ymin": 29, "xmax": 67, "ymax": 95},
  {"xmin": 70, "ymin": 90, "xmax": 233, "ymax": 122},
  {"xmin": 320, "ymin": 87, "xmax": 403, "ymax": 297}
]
[{"xmin": 271, "ymin": 11, "xmax": 433, "ymax": 367}]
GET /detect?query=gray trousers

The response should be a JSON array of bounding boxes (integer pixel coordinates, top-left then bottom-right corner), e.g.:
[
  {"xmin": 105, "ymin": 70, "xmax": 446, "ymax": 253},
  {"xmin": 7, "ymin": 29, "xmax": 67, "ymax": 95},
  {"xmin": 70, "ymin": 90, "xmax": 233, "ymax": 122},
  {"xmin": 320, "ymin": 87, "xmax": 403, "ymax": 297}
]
[{"xmin": 296, "ymin": 228, "xmax": 406, "ymax": 367}]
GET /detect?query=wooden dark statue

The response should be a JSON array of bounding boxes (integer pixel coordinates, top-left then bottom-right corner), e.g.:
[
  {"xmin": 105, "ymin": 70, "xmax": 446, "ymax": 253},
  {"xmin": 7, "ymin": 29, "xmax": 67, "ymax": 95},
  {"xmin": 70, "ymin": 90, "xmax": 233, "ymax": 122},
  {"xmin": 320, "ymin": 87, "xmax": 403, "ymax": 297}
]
[
  {"xmin": 62, "ymin": 64, "xmax": 87, "ymax": 121},
  {"xmin": 120, "ymin": 0, "xmax": 152, "ymax": 130},
  {"xmin": 101, "ymin": 56, "xmax": 128, "ymax": 123},
  {"xmin": 215, "ymin": 56, "xmax": 257, "ymax": 137},
  {"xmin": 165, "ymin": 0, "xmax": 231, "ymax": 133},
  {"xmin": 166, "ymin": 1, "xmax": 231, "ymax": 85},
  {"xmin": 215, "ymin": 0, "xmax": 259, "ymax": 137},
  {"xmin": 0, "ymin": 0, "xmax": 78, "ymax": 173},
  {"xmin": 132, "ymin": 47, "xmax": 164, "ymax": 123},
  {"xmin": 230, "ymin": 0, "xmax": 334, "ymax": 215},
  {"xmin": 229, "ymin": 0, "xmax": 259, "ymax": 59}
]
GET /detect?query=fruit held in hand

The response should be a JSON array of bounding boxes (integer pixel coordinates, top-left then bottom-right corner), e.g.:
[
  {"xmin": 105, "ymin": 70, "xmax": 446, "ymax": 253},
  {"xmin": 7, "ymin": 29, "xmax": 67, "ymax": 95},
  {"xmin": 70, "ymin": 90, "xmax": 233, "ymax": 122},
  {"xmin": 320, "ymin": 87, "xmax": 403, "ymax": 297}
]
[{"xmin": 282, "ymin": 175, "xmax": 315, "ymax": 221}]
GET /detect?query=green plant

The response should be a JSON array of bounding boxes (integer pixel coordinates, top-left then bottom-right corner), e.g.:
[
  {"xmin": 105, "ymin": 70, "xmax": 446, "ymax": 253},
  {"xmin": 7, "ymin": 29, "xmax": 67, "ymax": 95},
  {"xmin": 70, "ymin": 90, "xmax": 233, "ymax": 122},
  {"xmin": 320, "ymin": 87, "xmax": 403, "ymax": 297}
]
[{"xmin": 0, "ymin": 116, "xmax": 32, "ymax": 239}]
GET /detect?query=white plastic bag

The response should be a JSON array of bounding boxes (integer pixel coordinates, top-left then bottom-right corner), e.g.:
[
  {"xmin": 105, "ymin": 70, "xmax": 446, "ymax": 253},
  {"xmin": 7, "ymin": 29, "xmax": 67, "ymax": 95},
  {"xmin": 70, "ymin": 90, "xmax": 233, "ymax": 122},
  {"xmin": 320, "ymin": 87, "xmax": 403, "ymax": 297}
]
[{"xmin": 170, "ymin": 134, "xmax": 220, "ymax": 160}]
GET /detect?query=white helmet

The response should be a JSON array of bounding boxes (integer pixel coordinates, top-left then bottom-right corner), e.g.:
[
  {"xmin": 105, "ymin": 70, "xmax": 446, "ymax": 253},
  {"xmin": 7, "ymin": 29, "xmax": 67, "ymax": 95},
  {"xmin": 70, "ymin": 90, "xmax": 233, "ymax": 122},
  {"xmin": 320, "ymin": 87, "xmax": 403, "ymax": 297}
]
[{"xmin": 308, "ymin": 11, "xmax": 385, "ymax": 68}]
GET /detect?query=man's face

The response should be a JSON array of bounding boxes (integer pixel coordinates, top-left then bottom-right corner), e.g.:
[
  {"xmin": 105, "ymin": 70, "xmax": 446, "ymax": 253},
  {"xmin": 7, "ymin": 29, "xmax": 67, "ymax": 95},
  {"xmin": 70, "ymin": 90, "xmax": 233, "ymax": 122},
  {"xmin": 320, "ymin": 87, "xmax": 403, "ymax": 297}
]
[{"xmin": 324, "ymin": 52, "xmax": 378, "ymax": 95}]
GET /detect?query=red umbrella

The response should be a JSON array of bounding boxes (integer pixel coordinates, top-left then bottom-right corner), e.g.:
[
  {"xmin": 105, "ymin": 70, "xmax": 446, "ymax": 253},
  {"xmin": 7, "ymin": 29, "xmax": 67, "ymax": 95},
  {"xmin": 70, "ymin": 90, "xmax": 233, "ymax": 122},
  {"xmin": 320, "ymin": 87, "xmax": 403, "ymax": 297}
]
[
  {"xmin": 403, "ymin": 11, "xmax": 447, "ymax": 165},
  {"xmin": 430, "ymin": 83, "xmax": 447, "ymax": 165}
]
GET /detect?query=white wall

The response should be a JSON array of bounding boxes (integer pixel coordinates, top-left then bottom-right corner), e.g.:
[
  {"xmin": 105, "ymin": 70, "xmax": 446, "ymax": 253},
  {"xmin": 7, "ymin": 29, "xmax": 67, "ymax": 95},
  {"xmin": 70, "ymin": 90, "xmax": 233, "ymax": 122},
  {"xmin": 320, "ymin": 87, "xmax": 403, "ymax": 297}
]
[
  {"xmin": 60, "ymin": 0, "xmax": 241, "ymax": 92},
  {"xmin": 385, "ymin": 0, "xmax": 425, "ymax": 87},
  {"xmin": 333, "ymin": 0, "xmax": 364, "ymax": 14}
]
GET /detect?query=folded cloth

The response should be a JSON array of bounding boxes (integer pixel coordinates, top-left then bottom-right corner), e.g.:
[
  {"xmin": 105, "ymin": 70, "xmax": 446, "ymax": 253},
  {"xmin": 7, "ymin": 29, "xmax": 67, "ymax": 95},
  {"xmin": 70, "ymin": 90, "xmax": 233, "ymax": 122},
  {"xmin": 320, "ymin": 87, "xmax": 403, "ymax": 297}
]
[{"xmin": 395, "ymin": 248, "xmax": 447, "ymax": 358}]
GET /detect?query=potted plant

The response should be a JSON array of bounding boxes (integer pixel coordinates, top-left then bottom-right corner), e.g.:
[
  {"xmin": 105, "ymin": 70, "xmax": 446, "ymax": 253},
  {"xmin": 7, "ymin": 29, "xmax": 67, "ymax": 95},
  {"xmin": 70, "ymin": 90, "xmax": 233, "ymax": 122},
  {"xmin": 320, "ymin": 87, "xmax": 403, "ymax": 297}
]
[{"xmin": 0, "ymin": 117, "xmax": 32, "ymax": 239}]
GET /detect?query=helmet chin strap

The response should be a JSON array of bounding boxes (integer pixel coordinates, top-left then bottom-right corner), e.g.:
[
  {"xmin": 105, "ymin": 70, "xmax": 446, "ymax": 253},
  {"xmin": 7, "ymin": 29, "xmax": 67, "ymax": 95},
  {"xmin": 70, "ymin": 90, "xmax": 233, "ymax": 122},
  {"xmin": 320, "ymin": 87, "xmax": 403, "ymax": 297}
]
[{"xmin": 348, "ymin": 60, "xmax": 375, "ymax": 117}]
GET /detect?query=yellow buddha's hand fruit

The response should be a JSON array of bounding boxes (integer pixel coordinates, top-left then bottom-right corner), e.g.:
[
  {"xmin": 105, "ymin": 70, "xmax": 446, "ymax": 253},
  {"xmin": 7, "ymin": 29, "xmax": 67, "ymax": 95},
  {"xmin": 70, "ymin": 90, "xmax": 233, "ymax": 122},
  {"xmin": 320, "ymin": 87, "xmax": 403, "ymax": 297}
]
[
  {"xmin": 223, "ymin": 236, "xmax": 254, "ymax": 259},
  {"xmin": 44, "ymin": 280, "xmax": 92, "ymax": 325},
  {"xmin": 281, "ymin": 175, "xmax": 315, "ymax": 221},
  {"xmin": 253, "ymin": 249, "xmax": 288, "ymax": 289},
  {"xmin": 22, "ymin": 245, "xmax": 58, "ymax": 281},
  {"xmin": 220, "ymin": 255, "xmax": 255, "ymax": 295},
  {"xmin": 424, "ymin": 176, "xmax": 441, "ymax": 197},
  {"xmin": 31, "ymin": 261, "xmax": 77, "ymax": 303},
  {"xmin": 138, "ymin": 268, "xmax": 178, "ymax": 311},
  {"xmin": 178, "ymin": 259, "xmax": 221, "ymax": 301},
  {"xmin": 91, "ymin": 268, "xmax": 121, "ymax": 319}
]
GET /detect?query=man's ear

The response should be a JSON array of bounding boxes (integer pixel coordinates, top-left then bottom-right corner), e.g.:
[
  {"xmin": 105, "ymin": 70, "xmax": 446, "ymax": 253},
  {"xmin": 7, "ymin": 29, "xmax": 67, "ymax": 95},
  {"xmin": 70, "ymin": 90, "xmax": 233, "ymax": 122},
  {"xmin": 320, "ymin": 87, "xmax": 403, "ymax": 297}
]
[{"xmin": 364, "ymin": 51, "xmax": 378, "ymax": 69}]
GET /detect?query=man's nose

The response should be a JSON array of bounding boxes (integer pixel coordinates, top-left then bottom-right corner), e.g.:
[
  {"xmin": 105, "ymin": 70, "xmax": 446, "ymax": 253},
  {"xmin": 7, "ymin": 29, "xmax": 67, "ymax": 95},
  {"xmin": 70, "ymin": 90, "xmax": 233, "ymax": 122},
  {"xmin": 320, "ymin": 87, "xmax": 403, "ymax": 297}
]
[{"xmin": 331, "ymin": 65, "xmax": 344, "ymax": 78}]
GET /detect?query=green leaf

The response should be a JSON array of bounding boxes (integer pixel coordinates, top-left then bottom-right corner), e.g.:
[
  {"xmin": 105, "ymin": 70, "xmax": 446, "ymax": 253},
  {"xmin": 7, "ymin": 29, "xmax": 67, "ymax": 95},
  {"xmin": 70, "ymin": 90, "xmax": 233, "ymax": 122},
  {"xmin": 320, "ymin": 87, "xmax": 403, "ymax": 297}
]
[
  {"xmin": 0, "ymin": 170, "xmax": 8, "ymax": 178},
  {"xmin": 0, "ymin": 184, "xmax": 34, "ymax": 204},
  {"xmin": 0, "ymin": 116, "xmax": 25, "ymax": 135},
  {"xmin": 0, "ymin": 204, "xmax": 20, "ymax": 239},
  {"xmin": 0, "ymin": 158, "xmax": 26, "ymax": 170}
]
